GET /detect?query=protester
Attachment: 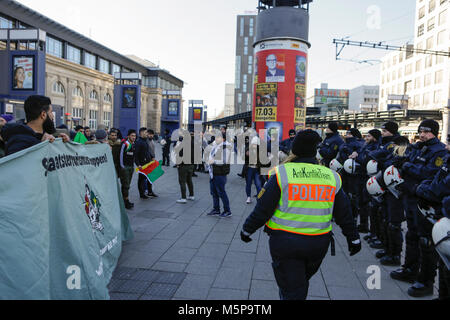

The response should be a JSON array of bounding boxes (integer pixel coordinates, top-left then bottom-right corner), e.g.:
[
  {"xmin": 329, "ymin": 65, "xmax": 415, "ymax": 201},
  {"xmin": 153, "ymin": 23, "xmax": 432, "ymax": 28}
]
[
  {"xmin": 119, "ymin": 129, "xmax": 137, "ymax": 210},
  {"xmin": 0, "ymin": 95, "xmax": 69, "ymax": 156},
  {"xmin": 108, "ymin": 129, "xmax": 122, "ymax": 177},
  {"xmin": 134, "ymin": 128, "xmax": 152, "ymax": 200},
  {"xmin": 245, "ymin": 135, "xmax": 262, "ymax": 204},
  {"xmin": 0, "ymin": 114, "xmax": 14, "ymax": 158},
  {"xmin": 176, "ymin": 130, "xmax": 196, "ymax": 204},
  {"xmin": 84, "ymin": 126, "xmax": 93, "ymax": 141},
  {"xmin": 207, "ymin": 132, "xmax": 233, "ymax": 218},
  {"xmin": 161, "ymin": 129, "xmax": 171, "ymax": 167},
  {"xmin": 145, "ymin": 129, "xmax": 158, "ymax": 198},
  {"xmin": 94, "ymin": 129, "xmax": 108, "ymax": 144}
]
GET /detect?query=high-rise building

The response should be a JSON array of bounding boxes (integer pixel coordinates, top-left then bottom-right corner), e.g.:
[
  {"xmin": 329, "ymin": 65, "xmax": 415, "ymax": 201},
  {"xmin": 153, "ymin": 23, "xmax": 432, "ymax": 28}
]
[
  {"xmin": 379, "ymin": 0, "xmax": 450, "ymax": 111},
  {"xmin": 234, "ymin": 14, "xmax": 257, "ymax": 115},
  {"xmin": 312, "ymin": 83, "xmax": 350, "ymax": 116}
]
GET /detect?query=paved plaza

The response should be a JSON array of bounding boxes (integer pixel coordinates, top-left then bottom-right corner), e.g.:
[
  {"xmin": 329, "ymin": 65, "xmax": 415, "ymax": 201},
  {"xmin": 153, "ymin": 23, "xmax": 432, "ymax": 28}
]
[{"xmin": 109, "ymin": 151, "xmax": 438, "ymax": 301}]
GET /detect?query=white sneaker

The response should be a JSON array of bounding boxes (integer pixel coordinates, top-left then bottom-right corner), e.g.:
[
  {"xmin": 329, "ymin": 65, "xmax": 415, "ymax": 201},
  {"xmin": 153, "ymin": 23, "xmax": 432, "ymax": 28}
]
[
  {"xmin": 246, "ymin": 197, "xmax": 252, "ymax": 204},
  {"xmin": 187, "ymin": 196, "xmax": 195, "ymax": 201},
  {"xmin": 177, "ymin": 199, "xmax": 187, "ymax": 204}
]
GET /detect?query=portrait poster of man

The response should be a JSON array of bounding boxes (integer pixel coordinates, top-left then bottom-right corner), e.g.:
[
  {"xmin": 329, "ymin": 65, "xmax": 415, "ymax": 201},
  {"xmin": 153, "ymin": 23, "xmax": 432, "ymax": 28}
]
[
  {"xmin": 265, "ymin": 54, "xmax": 285, "ymax": 83},
  {"xmin": 295, "ymin": 55, "xmax": 307, "ymax": 84},
  {"xmin": 122, "ymin": 87, "xmax": 137, "ymax": 109},
  {"xmin": 12, "ymin": 56, "xmax": 34, "ymax": 90},
  {"xmin": 255, "ymin": 83, "xmax": 278, "ymax": 122}
]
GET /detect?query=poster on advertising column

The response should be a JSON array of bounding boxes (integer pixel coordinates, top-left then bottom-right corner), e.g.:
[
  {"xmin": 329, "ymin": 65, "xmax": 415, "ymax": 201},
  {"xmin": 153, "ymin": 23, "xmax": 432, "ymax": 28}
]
[
  {"xmin": 255, "ymin": 83, "xmax": 278, "ymax": 122},
  {"xmin": 294, "ymin": 83, "xmax": 307, "ymax": 131}
]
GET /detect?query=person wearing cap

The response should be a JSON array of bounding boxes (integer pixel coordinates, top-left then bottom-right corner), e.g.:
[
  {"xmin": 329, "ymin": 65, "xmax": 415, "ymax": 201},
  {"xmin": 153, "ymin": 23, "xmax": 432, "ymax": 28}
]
[
  {"xmin": 94, "ymin": 129, "xmax": 108, "ymax": 144},
  {"xmin": 280, "ymin": 129, "xmax": 297, "ymax": 155},
  {"xmin": 318, "ymin": 122, "xmax": 344, "ymax": 167},
  {"xmin": 390, "ymin": 119, "xmax": 447, "ymax": 297},
  {"xmin": 241, "ymin": 130, "xmax": 361, "ymax": 300},
  {"xmin": 415, "ymin": 135, "xmax": 449, "ymax": 301},
  {"xmin": 353, "ymin": 129, "xmax": 382, "ymax": 236}
]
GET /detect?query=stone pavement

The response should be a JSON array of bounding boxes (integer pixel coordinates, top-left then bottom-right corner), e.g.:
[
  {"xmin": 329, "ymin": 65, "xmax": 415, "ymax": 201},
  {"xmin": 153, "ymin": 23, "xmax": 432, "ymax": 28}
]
[{"xmin": 109, "ymin": 152, "xmax": 438, "ymax": 301}]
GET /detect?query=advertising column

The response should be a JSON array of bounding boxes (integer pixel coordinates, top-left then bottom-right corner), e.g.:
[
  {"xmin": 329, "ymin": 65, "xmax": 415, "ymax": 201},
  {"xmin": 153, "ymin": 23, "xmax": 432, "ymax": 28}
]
[{"xmin": 253, "ymin": 40, "xmax": 309, "ymax": 139}]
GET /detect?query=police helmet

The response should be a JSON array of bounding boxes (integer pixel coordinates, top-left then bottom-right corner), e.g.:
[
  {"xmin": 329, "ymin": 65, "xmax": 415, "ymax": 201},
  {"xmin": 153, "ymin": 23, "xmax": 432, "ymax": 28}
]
[
  {"xmin": 329, "ymin": 159, "xmax": 343, "ymax": 173},
  {"xmin": 432, "ymin": 218, "xmax": 450, "ymax": 270},
  {"xmin": 366, "ymin": 172, "xmax": 386, "ymax": 203},
  {"xmin": 344, "ymin": 159, "xmax": 360, "ymax": 175},
  {"xmin": 383, "ymin": 166, "xmax": 405, "ymax": 199},
  {"xmin": 367, "ymin": 160, "xmax": 379, "ymax": 177}
]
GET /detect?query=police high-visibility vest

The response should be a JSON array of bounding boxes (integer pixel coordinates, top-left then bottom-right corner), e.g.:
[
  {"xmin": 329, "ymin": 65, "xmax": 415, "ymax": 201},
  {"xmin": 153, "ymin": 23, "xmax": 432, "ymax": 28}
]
[{"xmin": 266, "ymin": 162, "xmax": 342, "ymax": 236}]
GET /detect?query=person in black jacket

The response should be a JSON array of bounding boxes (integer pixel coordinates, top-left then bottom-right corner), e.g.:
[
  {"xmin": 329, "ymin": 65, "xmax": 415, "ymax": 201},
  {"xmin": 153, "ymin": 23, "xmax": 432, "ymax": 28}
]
[
  {"xmin": 119, "ymin": 130, "xmax": 137, "ymax": 209},
  {"xmin": 175, "ymin": 131, "xmax": 196, "ymax": 204},
  {"xmin": 161, "ymin": 129, "xmax": 171, "ymax": 167},
  {"xmin": 135, "ymin": 128, "xmax": 152, "ymax": 199},
  {"xmin": 1, "ymin": 95, "xmax": 69, "ymax": 157}
]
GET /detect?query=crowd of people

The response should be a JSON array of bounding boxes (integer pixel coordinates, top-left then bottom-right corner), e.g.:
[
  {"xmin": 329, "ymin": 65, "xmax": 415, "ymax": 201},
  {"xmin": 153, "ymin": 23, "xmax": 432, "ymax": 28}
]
[
  {"xmin": 313, "ymin": 120, "xmax": 450, "ymax": 300},
  {"xmin": 1, "ymin": 94, "xmax": 449, "ymax": 301}
]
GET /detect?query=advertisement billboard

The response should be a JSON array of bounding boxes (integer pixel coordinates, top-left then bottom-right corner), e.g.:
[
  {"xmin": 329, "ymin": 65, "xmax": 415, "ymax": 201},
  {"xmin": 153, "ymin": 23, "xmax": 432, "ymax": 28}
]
[
  {"xmin": 193, "ymin": 107, "xmax": 203, "ymax": 121},
  {"xmin": 168, "ymin": 101, "xmax": 179, "ymax": 116},
  {"xmin": 12, "ymin": 55, "xmax": 34, "ymax": 90},
  {"xmin": 122, "ymin": 87, "xmax": 137, "ymax": 109},
  {"xmin": 253, "ymin": 39, "xmax": 309, "ymax": 140}
]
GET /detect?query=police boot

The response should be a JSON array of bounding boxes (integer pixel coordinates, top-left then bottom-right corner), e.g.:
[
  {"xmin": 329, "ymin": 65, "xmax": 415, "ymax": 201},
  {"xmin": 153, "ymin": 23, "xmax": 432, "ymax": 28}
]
[
  {"xmin": 407, "ymin": 282, "xmax": 434, "ymax": 298},
  {"xmin": 358, "ymin": 224, "xmax": 370, "ymax": 234},
  {"xmin": 380, "ymin": 255, "xmax": 401, "ymax": 266},
  {"xmin": 390, "ymin": 267, "xmax": 418, "ymax": 283},
  {"xmin": 369, "ymin": 239, "xmax": 384, "ymax": 249},
  {"xmin": 364, "ymin": 233, "xmax": 374, "ymax": 242}
]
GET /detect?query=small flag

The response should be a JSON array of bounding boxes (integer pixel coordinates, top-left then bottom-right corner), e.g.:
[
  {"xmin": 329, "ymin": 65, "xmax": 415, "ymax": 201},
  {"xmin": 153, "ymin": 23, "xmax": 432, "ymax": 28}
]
[
  {"xmin": 74, "ymin": 132, "xmax": 88, "ymax": 144},
  {"xmin": 136, "ymin": 161, "xmax": 164, "ymax": 184},
  {"xmin": 124, "ymin": 141, "xmax": 133, "ymax": 152}
]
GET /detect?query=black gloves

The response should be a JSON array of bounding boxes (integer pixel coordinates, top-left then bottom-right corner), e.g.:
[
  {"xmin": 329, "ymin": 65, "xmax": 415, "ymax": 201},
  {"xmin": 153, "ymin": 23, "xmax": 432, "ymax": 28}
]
[
  {"xmin": 241, "ymin": 230, "xmax": 252, "ymax": 243},
  {"xmin": 347, "ymin": 238, "xmax": 362, "ymax": 256},
  {"xmin": 392, "ymin": 156, "xmax": 408, "ymax": 169}
]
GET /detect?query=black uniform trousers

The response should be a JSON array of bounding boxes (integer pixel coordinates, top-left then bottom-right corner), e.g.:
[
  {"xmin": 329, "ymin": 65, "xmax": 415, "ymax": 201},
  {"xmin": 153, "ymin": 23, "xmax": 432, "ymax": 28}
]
[
  {"xmin": 385, "ymin": 193, "xmax": 405, "ymax": 257},
  {"xmin": 269, "ymin": 231, "xmax": 331, "ymax": 300},
  {"xmin": 162, "ymin": 147, "xmax": 170, "ymax": 166},
  {"xmin": 403, "ymin": 195, "xmax": 421, "ymax": 272},
  {"xmin": 342, "ymin": 172, "xmax": 361, "ymax": 222}
]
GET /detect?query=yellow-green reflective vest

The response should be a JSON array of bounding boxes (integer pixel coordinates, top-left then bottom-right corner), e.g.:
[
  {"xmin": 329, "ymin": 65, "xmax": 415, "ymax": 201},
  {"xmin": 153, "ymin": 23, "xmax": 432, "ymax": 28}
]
[{"xmin": 266, "ymin": 162, "xmax": 342, "ymax": 236}]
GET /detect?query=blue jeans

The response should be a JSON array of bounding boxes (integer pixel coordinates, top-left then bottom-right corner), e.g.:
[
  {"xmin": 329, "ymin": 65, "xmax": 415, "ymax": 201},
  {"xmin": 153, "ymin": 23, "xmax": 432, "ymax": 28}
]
[
  {"xmin": 210, "ymin": 176, "xmax": 230, "ymax": 213},
  {"xmin": 246, "ymin": 167, "xmax": 262, "ymax": 197}
]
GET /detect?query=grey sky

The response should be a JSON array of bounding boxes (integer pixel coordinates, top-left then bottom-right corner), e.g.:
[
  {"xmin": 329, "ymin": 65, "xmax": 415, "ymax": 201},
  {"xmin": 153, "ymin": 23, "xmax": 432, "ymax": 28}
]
[{"xmin": 18, "ymin": 0, "xmax": 416, "ymax": 118}]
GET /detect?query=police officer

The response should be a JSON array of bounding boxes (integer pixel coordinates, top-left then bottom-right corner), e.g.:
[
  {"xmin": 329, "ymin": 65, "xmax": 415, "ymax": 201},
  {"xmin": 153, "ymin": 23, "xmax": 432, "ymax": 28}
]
[
  {"xmin": 416, "ymin": 135, "xmax": 449, "ymax": 300},
  {"xmin": 318, "ymin": 122, "xmax": 344, "ymax": 167},
  {"xmin": 391, "ymin": 119, "xmax": 447, "ymax": 297},
  {"xmin": 367, "ymin": 122, "xmax": 401, "ymax": 253},
  {"xmin": 337, "ymin": 128, "xmax": 364, "ymax": 224},
  {"xmin": 355, "ymin": 129, "xmax": 381, "ymax": 235},
  {"xmin": 240, "ymin": 130, "xmax": 361, "ymax": 300}
]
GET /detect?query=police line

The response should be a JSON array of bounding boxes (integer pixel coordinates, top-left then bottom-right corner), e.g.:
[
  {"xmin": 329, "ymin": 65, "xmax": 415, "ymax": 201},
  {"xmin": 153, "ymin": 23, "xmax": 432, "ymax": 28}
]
[{"xmin": 0, "ymin": 140, "xmax": 133, "ymax": 300}]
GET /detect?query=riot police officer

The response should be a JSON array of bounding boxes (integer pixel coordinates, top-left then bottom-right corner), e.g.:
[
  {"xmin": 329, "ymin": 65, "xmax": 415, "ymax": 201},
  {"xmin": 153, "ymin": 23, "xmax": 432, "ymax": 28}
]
[
  {"xmin": 318, "ymin": 122, "xmax": 344, "ymax": 167},
  {"xmin": 241, "ymin": 130, "xmax": 361, "ymax": 300},
  {"xmin": 355, "ymin": 129, "xmax": 381, "ymax": 234},
  {"xmin": 414, "ymin": 134, "xmax": 450, "ymax": 300},
  {"xmin": 391, "ymin": 119, "xmax": 447, "ymax": 297},
  {"xmin": 367, "ymin": 122, "xmax": 401, "ymax": 254}
]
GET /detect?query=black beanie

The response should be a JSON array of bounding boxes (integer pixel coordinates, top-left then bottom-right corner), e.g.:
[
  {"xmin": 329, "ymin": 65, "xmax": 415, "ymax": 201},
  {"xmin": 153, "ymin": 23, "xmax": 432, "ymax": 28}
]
[
  {"xmin": 349, "ymin": 128, "xmax": 362, "ymax": 140},
  {"xmin": 382, "ymin": 122, "xmax": 399, "ymax": 135},
  {"xmin": 328, "ymin": 122, "xmax": 339, "ymax": 133},
  {"xmin": 368, "ymin": 129, "xmax": 382, "ymax": 141},
  {"xmin": 289, "ymin": 129, "xmax": 296, "ymax": 136},
  {"xmin": 419, "ymin": 119, "xmax": 439, "ymax": 137},
  {"xmin": 292, "ymin": 130, "xmax": 323, "ymax": 158}
]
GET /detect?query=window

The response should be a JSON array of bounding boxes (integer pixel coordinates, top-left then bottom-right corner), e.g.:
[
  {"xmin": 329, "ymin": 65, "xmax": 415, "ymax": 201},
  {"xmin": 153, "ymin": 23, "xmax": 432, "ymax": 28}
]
[
  {"xmin": 52, "ymin": 82, "xmax": 65, "ymax": 94},
  {"xmin": 418, "ymin": 24, "xmax": 425, "ymax": 37},
  {"xmin": 437, "ymin": 30, "xmax": 446, "ymax": 45},
  {"xmin": 244, "ymin": 46, "xmax": 248, "ymax": 55},
  {"xmin": 240, "ymin": 17, "xmax": 244, "ymax": 37},
  {"xmin": 89, "ymin": 90, "xmax": 98, "ymax": 101},
  {"xmin": 99, "ymin": 58, "xmax": 110, "ymax": 74},
  {"xmin": 67, "ymin": 45, "xmax": 81, "ymax": 64},
  {"xmin": 238, "ymin": 93, "xmax": 242, "ymax": 104},
  {"xmin": 89, "ymin": 110, "xmax": 98, "ymax": 130},
  {"xmin": 72, "ymin": 107, "xmax": 84, "ymax": 120},
  {"xmin": 46, "ymin": 36, "xmax": 63, "ymax": 58},
  {"xmin": 414, "ymin": 95, "xmax": 421, "ymax": 107},
  {"xmin": 393, "ymin": 56, "xmax": 397, "ymax": 65},
  {"xmin": 84, "ymin": 52, "xmax": 96, "ymax": 69},
  {"xmin": 435, "ymin": 70, "xmax": 444, "ymax": 83},
  {"xmin": 436, "ymin": 54, "xmax": 444, "ymax": 64},
  {"xmin": 399, "ymin": 53, "xmax": 404, "ymax": 63},
  {"xmin": 429, "ymin": 0, "xmax": 436, "ymax": 13},
  {"xmin": 416, "ymin": 59, "xmax": 422, "ymax": 72},
  {"xmin": 405, "ymin": 63, "xmax": 412, "ymax": 75},
  {"xmin": 426, "ymin": 36, "xmax": 434, "ymax": 49},
  {"xmin": 405, "ymin": 81, "xmax": 412, "ymax": 94},
  {"xmin": 425, "ymin": 55, "xmax": 433, "ymax": 68},
  {"xmin": 112, "ymin": 64, "xmax": 121, "ymax": 75},
  {"xmin": 434, "ymin": 90, "xmax": 442, "ymax": 104},
  {"xmin": 424, "ymin": 73, "xmax": 432, "ymax": 86},
  {"xmin": 104, "ymin": 93, "xmax": 112, "ymax": 103},
  {"xmin": 0, "ymin": 16, "xmax": 13, "ymax": 28},
  {"xmin": 235, "ymin": 56, "xmax": 241, "ymax": 90},
  {"xmin": 392, "ymin": 71, "xmax": 397, "ymax": 80},
  {"xmin": 419, "ymin": 6, "xmax": 426, "ymax": 19},
  {"xmin": 415, "ymin": 77, "xmax": 422, "ymax": 89},
  {"xmin": 424, "ymin": 92, "xmax": 431, "ymax": 105},
  {"xmin": 439, "ymin": 9, "xmax": 447, "ymax": 25},
  {"xmin": 103, "ymin": 112, "xmax": 111, "ymax": 128},
  {"xmin": 398, "ymin": 68, "xmax": 403, "ymax": 78},
  {"xmin": 73, "ymin": 87, "xmax": 83, "ymax": 97},
  {"xmin": 427, "ymin": 17, "xmax": 435, "ymax": 31}
]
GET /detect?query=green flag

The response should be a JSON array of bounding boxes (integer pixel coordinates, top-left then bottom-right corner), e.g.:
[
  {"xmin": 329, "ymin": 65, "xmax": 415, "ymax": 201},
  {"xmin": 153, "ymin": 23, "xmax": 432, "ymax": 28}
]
[{"xmin": 0, "ymin": 140, "xmax": 133, "ymax": 300}]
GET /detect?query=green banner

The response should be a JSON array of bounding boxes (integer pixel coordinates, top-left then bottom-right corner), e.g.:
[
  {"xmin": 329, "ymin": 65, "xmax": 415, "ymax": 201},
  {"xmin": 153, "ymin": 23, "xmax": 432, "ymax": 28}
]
[{"xmin": 0, "ymin": 140, "xmax": 133, "ymax": 300}]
